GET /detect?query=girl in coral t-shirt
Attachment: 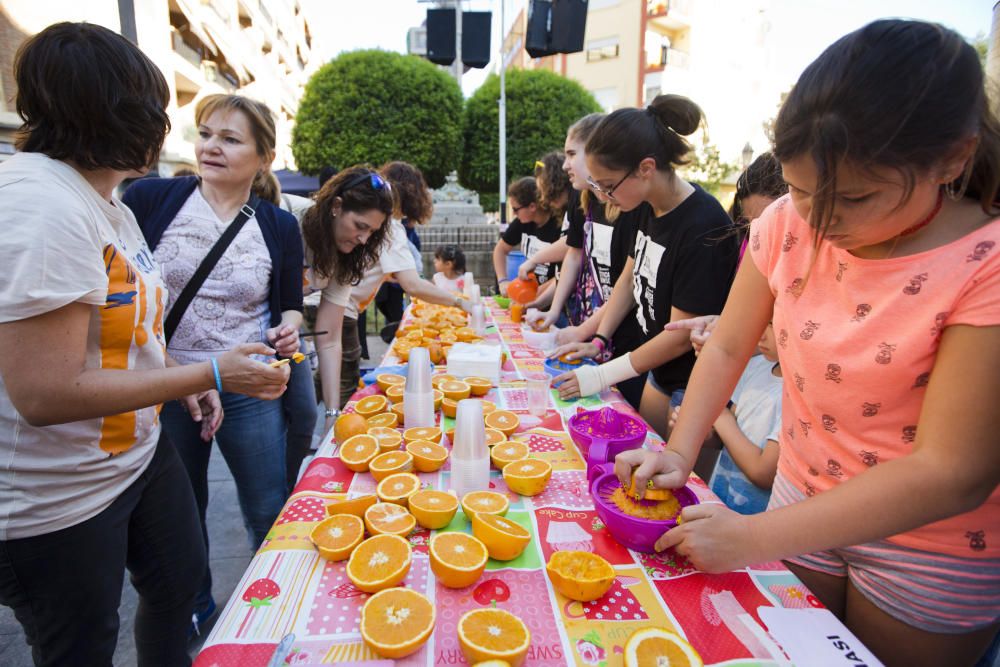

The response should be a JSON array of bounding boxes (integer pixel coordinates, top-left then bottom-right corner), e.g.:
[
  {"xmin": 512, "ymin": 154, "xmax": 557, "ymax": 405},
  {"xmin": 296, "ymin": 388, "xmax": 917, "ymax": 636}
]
[{"xmin": 616, "ymin": 20, "xmax": 1000, "ymax": 666}]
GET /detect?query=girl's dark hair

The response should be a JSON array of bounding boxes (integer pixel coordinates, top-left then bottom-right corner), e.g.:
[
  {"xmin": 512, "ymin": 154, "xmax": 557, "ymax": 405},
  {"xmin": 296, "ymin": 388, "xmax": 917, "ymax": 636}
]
[
  {"xmin": 774, "ymin": 19, "xmax": 1000, "ymax": 241},
  {"xmin": 534, "ymin": 151, "xmax": 572, "ymax": 216},
  {"xmin": 14, "ymin": 22, "xmax": 170, "ymax": 171},
  {"xmin": 434, "ymin": 244, "xmax": 466, "ymax": 273},
  {"xmin": 508, "ymin": 176, "xmax": 541, "ymax": 213},
  {"xmin": 585, "ymin": 94, "xmax": 703, "ymax": 173},
  {"xmin": 380, "ymin": 161, "xmax": 433, "ymax": 224},
  {"xmin": 301, "ymin": 165, "xmax": 394, "ymax": 286},
  {"xmin": 730, "ymin": 153, "xmax": 787, "ymax": 222}
]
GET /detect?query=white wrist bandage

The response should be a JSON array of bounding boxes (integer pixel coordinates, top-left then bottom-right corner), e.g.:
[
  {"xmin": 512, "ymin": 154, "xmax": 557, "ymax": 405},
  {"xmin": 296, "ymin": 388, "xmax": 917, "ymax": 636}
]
[{"xmin": 574, "ymin": 352, "xmax": 639, "ymax": 397}]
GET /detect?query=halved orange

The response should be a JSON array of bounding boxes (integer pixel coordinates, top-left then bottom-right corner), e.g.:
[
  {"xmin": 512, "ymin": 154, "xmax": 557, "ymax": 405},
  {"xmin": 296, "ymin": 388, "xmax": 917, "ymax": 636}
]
[
  {"xmin": 430, "ymin": 531, "xmax": 488, "ymax": 589},
  {"xmin": 354, "ymin": 394, "xmax": 389, "ymax": 419},
  {"xmin": 310, "ymin": 514, "xmax": 364, "ymax": 561},
  {"xmin": 440, "ymin": 380, "xmax": 471, "ymax": 401},
  {"xmin": 461, "ymin": 491, "xmax": 509, "ymax": 517},
  {"xmin": 367, "ymin": 412, "xmax": 400, "ymax": 429},
  {"xmin": 325, "ymin": 494, "xmax": 377, "ymax": 518},
  {"xmin": 334, "ymin": 413, "xmax": 369, "ymax": 445},
  {"xmin": 458, "ymin": 608, "xmax": 532, "ymax": 667},
  {"xmin": 360, "ymin": 588, "xmax": 436, "ymax": 659},
  {"xmin": 346, "ymin": 533, "xmax": 412, "ymax": 593},
  {"xmin": 385, "ymin": 384, "xmax": 406, "ymax": 404},
  {"xmin": 375, "ymin": 372, "xmax": 406, "ymax": 393},
  {"xmin": 403, "ymin": 426, "xmax": 442, "ymax": 444},
  {"xmin": 369, "ymin": 451, "xmax": 414, "ymax": 482},
  {"xmin": 433, "ymin": 389, "xmax": 444, "ymax": 411},
  {"xmin": 485, "ymin": 411, "xmax": 519, "ymax": 437},
  {"xmin": 465, "ymin": 376, "xmax": 492, "ymax": 396},
  {"xmin": 469, "ymin": 512, "xmax": 531, "ymax": 561},
  {"xmin": 545, "ymin": 550, "xmax": 615, "ymax": 601},
  {"xmin": 624, "ymin": 627, "xmax": 703, "ymax": 667},
  {"xmin": 376, "ymin": 472, "xmax": 421, "ymax": 506},
  {"xmin": 628, "ymin": 473, "xmax": 675, "ymax": 502},
  {"xmin": 442, "ymin": 397, "xmax": 459, "ymax": 419},
  {"xmin": 408, "ymin": 490, "xmax": 459, "ymax": 529},
  {"xmin": 502, "ymin": 459, "xmax": 552, "ymax": 496},
  {"xmin": 480, "ymin": 400, "xmax": 497, "ymax": 416},
  {"xmin": 339, "ymin": 434, "xmax": 380, "ymax": 472},
  {"xmin": 455, "ymin": 327, "xmax": 478, "ymax": 342},
  {"xmin": 390, "ymin": 403, "xmax": 406, "ymax": 426},
  {"xmin": 432, "ymin": 374, "xmax": 457, "ymax": 389},
  {"xmin": 394, "ymin": 344, "xmax": 413, "ymax": 363},
  {"xmin": 405, "ymin": 440, "xmax": 449, "ymax": 472},
  {"xmin": 368, "ymin": 426, "xmax": 403, "ymax": 453},
  {"xmin": 491, "ymin": 441, "xmax": 529, "ymax": 470},
  {"xmin": 485, "ymin": 428, "xmax": 507, "ymax": 448},
  {"xmin": 364, "ymin": 502, "xmax": 417, "ymax": 537}
]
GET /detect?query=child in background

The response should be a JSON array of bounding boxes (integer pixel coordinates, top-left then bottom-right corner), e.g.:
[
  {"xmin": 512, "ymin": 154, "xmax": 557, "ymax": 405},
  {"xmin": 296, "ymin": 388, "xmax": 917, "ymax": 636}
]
[
  {"xmin": 433, "ymin": 244, "xmax": 467, "ymax": 293},
  {"xmin": 617, "ymin": 20, "xmax": 1000, "ymax": 665}
]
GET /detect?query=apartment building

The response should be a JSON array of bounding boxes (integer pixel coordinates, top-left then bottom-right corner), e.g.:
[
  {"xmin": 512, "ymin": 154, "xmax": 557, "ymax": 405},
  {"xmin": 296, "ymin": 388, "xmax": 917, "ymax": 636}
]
[
  {"xmin": 0, "ymin": 0, "xmax": 316, "ymax": 170},
  {"xmin": 501, "ymin": 0, "xmax": 782, "ymax": 166}
]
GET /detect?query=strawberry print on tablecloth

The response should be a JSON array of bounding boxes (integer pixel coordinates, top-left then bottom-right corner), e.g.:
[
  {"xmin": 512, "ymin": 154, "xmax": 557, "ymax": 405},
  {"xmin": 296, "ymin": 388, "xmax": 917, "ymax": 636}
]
[
  {"xmin": 433, "ymin": 569, "xmax": 569, "ymax": 666},
  {"xmin": 534, "ymin": 507, "xmax": 634, "ymax": 566},
  {"xmin": 654, "ymin": 571, "xmax": 778, "ymax": 664}
]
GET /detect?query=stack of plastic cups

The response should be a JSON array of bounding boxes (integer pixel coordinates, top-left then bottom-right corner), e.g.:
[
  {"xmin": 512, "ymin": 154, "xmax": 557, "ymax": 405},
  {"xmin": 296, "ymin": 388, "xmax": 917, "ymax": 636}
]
[
  {"xmin": 470, "ymin": 302, "xmax": 486, "ymax": 336},
  {"xmin": 471, "ymin": 283, "xmax": 482, "ymax": 304},
  {"xmin": 450, "ymin": 399, "xmax": 490, "ymax": 499},
  {"xmin": 403, "ymin": 347, "xmax": 435, "ymax": 428},
  {"xmin": 463, "ymin": 272, "xmax": 475, "ymax": 301}
]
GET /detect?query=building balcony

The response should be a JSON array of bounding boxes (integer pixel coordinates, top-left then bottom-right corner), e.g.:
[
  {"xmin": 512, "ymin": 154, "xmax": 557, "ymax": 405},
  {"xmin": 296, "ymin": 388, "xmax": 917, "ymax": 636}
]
[
  {"xmin": 171, "ymin": 28, "xmax": 207, "ymax": 70},
  {"xmin": 645, "ymin": 46, "xmax": 689, "ymax": 73},
  {"xmin": 647, "ymin": 0, "xmax": 690, "ymax": 31}
]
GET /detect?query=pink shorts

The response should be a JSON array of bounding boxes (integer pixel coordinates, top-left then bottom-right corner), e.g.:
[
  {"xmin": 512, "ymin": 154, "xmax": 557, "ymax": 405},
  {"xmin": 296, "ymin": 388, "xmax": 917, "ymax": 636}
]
[{"xmin": 769, "ymin": 473, "xmax": 1000, "ymax": 633}]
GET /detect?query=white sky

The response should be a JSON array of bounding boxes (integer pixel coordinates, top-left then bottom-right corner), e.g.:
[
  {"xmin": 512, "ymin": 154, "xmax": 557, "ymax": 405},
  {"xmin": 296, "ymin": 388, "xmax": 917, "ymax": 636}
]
[{"xmin": 302, "ymin": 0, "xmax": 994, "ymax": 98}]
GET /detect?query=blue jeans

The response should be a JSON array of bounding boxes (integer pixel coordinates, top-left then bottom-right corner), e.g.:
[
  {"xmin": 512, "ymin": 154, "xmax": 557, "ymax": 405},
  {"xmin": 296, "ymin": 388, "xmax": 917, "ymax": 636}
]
[
  {"xmin": 161, "ymin": 393, "xmax": 287, "ymax": 611},
  {"xmin": 283, "ymin": 358, "xmax": 318, "ymax": 493}
]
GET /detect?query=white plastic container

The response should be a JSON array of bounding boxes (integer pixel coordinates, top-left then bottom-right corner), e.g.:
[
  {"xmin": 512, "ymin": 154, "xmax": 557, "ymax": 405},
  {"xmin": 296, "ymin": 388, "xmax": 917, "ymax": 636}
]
[
  {"xmin": 450, "ymin": 399, "xmax": 490, "ymax": 499},
  {"xmin": 403, "ymin": 347, "xmax": 435, "ymax": 428}
]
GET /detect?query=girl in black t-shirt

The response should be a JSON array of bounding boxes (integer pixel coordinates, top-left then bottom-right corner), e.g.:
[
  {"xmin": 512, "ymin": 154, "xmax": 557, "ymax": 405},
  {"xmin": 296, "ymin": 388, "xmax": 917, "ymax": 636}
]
[
  {"xmin": 494, "ymin": 177, "xmax": 563, "ymax": 301},
  {"xmin": 551, "ymin": 94, "xmax": 738, "ymax": 438}
]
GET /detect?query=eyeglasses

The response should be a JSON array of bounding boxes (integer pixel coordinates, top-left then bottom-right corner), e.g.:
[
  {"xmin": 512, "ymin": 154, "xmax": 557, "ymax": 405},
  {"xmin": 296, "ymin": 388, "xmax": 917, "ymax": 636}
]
[
  {"xmin": 511, "ymin": 202, "xmax": 530, "ymax": 215},
  {"xmin": 341, "ymin": 171, "xmax": 391, "ymax": 194},
  {"xmin": 586, "ymin": 169, "xmax": 634, "ymax": 199}
]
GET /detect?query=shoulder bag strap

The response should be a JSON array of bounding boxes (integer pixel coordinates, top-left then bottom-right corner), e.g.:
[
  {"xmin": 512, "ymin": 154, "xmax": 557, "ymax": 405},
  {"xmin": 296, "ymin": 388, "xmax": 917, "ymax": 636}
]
[{"xmin": 164, "ymin": 194, "xmax": 261, "ymax": 344}]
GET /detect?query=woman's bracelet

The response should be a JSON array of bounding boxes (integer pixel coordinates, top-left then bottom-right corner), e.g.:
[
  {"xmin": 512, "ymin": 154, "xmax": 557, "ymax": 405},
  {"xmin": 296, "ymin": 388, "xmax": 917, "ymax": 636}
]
[
  {"xmin": 210, "ymin": 357, "xmax": 223, "ymax": 394},
  {"xmin": 591, "ymin": 333, "xmax": 610, "ymax": 351}
]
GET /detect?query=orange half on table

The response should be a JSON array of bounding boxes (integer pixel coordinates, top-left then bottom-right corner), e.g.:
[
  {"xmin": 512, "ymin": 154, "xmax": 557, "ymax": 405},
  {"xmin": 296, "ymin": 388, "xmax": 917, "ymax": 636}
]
[
  {"xmin": 623, "ymin": 627, "xmax": 704, "ymax": 667},
  {"xmin": 368, "ymin": 426, "xmax": 403, "ymax": 453},
  {"xmin": 385, "ymin": 384, "xmax": 406, "ymax": 404},
  {"xmin": 502, "ymin": 459, "xmax": 552, "ymax": 496},
  {"xmin": 339, "ymin": 434, "xmax": 380, "ymax": 472},
  {"xmin": 545, "ymin": 550, "xmax": 615, "ymax": 601},
  {"xmin": 484, "ymin": 410, "xmax": 519, "ymax": 437},
  {"xmin": 354, "ymin": 394, "xmax": 389, "ymax": 419},
  {"xmin": 429, "ymin": 531, "xmax": 488, "ymax": 589},
  {"xmin": 469, "ymin": 511, "xmax": 531, "ymax": 562},
  {"xmin": 403, "ymin": 426, "xmax": 442, "ymax": 444},
  {"xmin": 458, "ymin": 608, "xmax": 532, "ymax": 667},
  {"xmin": 361, "ymin": 588, "xmax": 436, "ymax": 659},
  {"xmin": 366, "ymin": 411, "xmax": 399, "ymax": 429},
  {"xmin": 347, "ymin": 533, "xmax": 412, "ymax": 593},
  {"xmin": 375, "ymin": 372, "xmax": 406, "ymax": 393},
  {"xmin": 405, "ymin": 440, "xmax": 449, "ymax": 473},
  {"xmin": 369, "ymin": 451, "xmax": 414, "ymax": 482},
  {"xmin": 440, "ymin": 380, "xmax": 471, "ymax": 401},
  {"xmin": 484, "ymin": 428, "xmax": 506, "ymax": 448},
  {"xmin": 375, "ymin": 472, "xmax": 421, "ymax": 507},
  {"xmin": 364, "ymin": 502, "xmax": 417, "ymax": 537},
  {"xmin": 465, "ymin": 376, "xmax": 492, "ymax": 396},
  {"xmin": 442, "ymin": 397, "xmax": 459, "ymax": 419},
  {"xmin": 490, "ymin": 441, "xmax": 529, "ymax": 470},
  {"xmin": 390, "ymin": 403, "xmax": 406, "ymax": 426},
  {"xmin": 432, "ymin": 374, "xmax": 457, "ymax": 390},
  {"xmin": 408, "ymin": 489, "xmax": 458, "ymax": 530},
  {"xmin": 461, "ymin": 490, "xmax": 509, "ymax": 517},
  {"xmin": 310, "ymin": 514, "xmax": 364, "ymax": 561}
]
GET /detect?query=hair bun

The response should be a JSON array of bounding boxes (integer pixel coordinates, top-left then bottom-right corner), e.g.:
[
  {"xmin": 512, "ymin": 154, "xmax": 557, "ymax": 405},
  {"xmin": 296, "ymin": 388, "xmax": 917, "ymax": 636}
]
[{"xmin": 647, "ymin": 94, "xmax": 702, "ymax": 136}]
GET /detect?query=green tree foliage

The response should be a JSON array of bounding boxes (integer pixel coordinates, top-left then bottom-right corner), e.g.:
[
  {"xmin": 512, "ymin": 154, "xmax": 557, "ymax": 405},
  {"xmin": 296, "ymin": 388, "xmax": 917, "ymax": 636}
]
[
  {"xmin": 461, "ymin": 68, "xmax": 601, "ymax": 199},
  {"xmin": 682, "ymin": 136, "xmax": 738, "ymax": 198},
  {"xmin": 292, "ymin": 50, "xmax": 463, "ymax": 188}
]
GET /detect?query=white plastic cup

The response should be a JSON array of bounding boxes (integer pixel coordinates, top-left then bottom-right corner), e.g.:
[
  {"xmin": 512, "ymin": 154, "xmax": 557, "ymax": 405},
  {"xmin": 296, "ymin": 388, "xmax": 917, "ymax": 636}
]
[
  {"xmin": 463, "ymin": 272, "xmax": 476, "ymax": 300},
  {"xmin": 451, "ymin": 399, "xmax": 489, "ymax": 498},
  {"xmin": 525, "ymin": 372, "xmax": 551, "ymax": 418},
  {"xmin": 404, "ymin": 347, "xmax": 435, "ymax": 428},
  {"xmin": 470, "ymin": 303, "xmax": 486, "ymax": 336},
  {"xmin": 405, "ymin": 347, "xmax": 432, "ymax": 393},
  {"xmin": 471, "ymin": 283, "xmax": 482, "ymax": 304}
]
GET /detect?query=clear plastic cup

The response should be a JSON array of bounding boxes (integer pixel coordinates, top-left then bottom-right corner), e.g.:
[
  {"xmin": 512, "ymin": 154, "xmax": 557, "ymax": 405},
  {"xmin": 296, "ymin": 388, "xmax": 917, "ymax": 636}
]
[
  {"xmin": 451, "ymin": 399, "xmax": 489, "ymax": 498},
  {"xmin": 463, "ymin": 272, "xmax": 475, "ymax": 300},
  {"xmin": 525, "ymin": 372, "xmax": 551, "ymax": 418},
  {"xmin": 469, "ymin": 303, "xmax": 486, "ymax": 336},
  {"xmin": 404, "ymin": 347, "xmax": 435, "ymax": 428},
  {"xmin": 405, "ymin": 347, "xmax": 432, "ymax": 393}
]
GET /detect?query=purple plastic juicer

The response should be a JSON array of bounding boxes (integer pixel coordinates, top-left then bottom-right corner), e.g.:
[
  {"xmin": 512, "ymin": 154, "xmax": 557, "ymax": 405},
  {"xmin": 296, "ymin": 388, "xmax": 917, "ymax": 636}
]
[
  {"xmin": 567, "ymin": 406, "xmax": 647, "ymax": 477},
  {"xmin": 589, "ymin": 463, "xmax": 700, "ymax": 553}
]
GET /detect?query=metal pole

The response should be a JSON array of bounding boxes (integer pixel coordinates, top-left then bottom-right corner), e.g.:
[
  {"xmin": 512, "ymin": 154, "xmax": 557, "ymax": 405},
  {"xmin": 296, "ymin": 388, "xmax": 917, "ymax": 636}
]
[
  {"xmin": 453, "ymin": 0, "xmax": 463, "ymax": 84},
  {"xmin": 498, "ymin": 0, "xmax": 507, "ymax": 224}
]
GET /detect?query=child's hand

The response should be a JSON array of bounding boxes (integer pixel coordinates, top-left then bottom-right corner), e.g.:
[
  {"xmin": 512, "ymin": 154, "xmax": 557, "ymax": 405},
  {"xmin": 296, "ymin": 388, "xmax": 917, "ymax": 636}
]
[
  {"xmin": 517, "ymin": 261, "xmax": 535, "ymax": 281},
  {"xmin": 668, "ymin": 405, "xmax": 680, "ymax": 430},
  {"xmin": 653, "ymin": 503, "xmax": 763, "ymax": 573},
  {"xmin": 614, "ymin": 448, "xmax": 691, "ymax": 495},
  {"xmin": 664, "ymin": 315, "xmax": 719, "ymax": 356}
]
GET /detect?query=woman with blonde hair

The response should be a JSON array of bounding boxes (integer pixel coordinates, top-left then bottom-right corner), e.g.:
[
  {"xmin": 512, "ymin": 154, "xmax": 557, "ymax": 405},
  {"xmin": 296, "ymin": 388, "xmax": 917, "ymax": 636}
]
[{"xmin": 125, "ymin": 93, "xmax": 303, "ymax": 632}]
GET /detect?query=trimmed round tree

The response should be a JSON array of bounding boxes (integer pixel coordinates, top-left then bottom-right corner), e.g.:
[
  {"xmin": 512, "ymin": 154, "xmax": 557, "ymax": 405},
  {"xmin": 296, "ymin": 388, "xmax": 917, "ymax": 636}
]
[
  {"xmin": 292, "ymin": 50, "xmax": 463, "ymax": 188},
  {"xmin": 460, "ymin": 68, "xmax": 601, "ymax": 199}
]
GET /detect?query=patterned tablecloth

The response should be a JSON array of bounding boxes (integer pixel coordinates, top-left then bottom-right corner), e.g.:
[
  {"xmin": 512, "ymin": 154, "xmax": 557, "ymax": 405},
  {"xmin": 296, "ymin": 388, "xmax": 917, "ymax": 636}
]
[{"xmin": 195, "ymin": 301, "xmax": 864, "ymax": 667}]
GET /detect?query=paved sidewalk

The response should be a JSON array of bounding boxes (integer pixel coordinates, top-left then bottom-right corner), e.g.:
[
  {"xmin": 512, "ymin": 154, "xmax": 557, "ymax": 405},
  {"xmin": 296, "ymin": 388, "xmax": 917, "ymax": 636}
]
[{"xmin": 0, "ymin": 335, "xmax": 389, "ymax": 666}]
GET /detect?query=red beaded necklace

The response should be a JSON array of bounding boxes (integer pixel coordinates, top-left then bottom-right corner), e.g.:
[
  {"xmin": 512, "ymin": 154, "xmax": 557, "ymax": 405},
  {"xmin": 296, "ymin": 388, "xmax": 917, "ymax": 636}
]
[{"xmin": 898, "ymin": 190, "xmax": 944, "ymax": 237}]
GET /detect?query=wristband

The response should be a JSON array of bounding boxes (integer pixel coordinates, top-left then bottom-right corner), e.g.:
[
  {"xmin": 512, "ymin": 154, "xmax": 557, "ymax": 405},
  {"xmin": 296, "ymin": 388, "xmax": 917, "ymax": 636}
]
[
  {"xmin": 210, "ymin": 357, "xmax": 223, "ymax": 394},
  {"xmin": 591, "ymin": 337, "xmax": 606, "ymax": 354},
  {"xmin": 325, "ymin": 408, "xmax": 340, "ymax": 419},
  {"xmin": 574, "ymin": 352, "xmax": 639, "ymax": 397},
  {"xmin": 592, "ymin": 333, "xmax": 610, "ymax": 348}
]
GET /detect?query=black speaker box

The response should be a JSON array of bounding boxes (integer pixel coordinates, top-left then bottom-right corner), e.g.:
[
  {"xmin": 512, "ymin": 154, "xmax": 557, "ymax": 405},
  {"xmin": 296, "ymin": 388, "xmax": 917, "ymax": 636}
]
[
  {"xmin": 462, "ymin": 11, "xmax": 492, "ymax": 68},
  {"xmin": 549, "ymin": 0, "xmax": 588, "ymax": 54},
  {"xmin": 427, "ymin": 8, "xmax": 456, "ymax": 66},
  {"xmin": 525, "ymin": 0, "xmax": 556, "ymax": 59}
]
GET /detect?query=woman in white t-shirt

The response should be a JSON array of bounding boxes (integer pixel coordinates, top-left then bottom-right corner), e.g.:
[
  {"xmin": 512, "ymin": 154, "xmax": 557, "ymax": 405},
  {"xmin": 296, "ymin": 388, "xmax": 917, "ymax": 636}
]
[{"xmin": 0, "ymin": 23, "xmax": 289, "ymax": 666}]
